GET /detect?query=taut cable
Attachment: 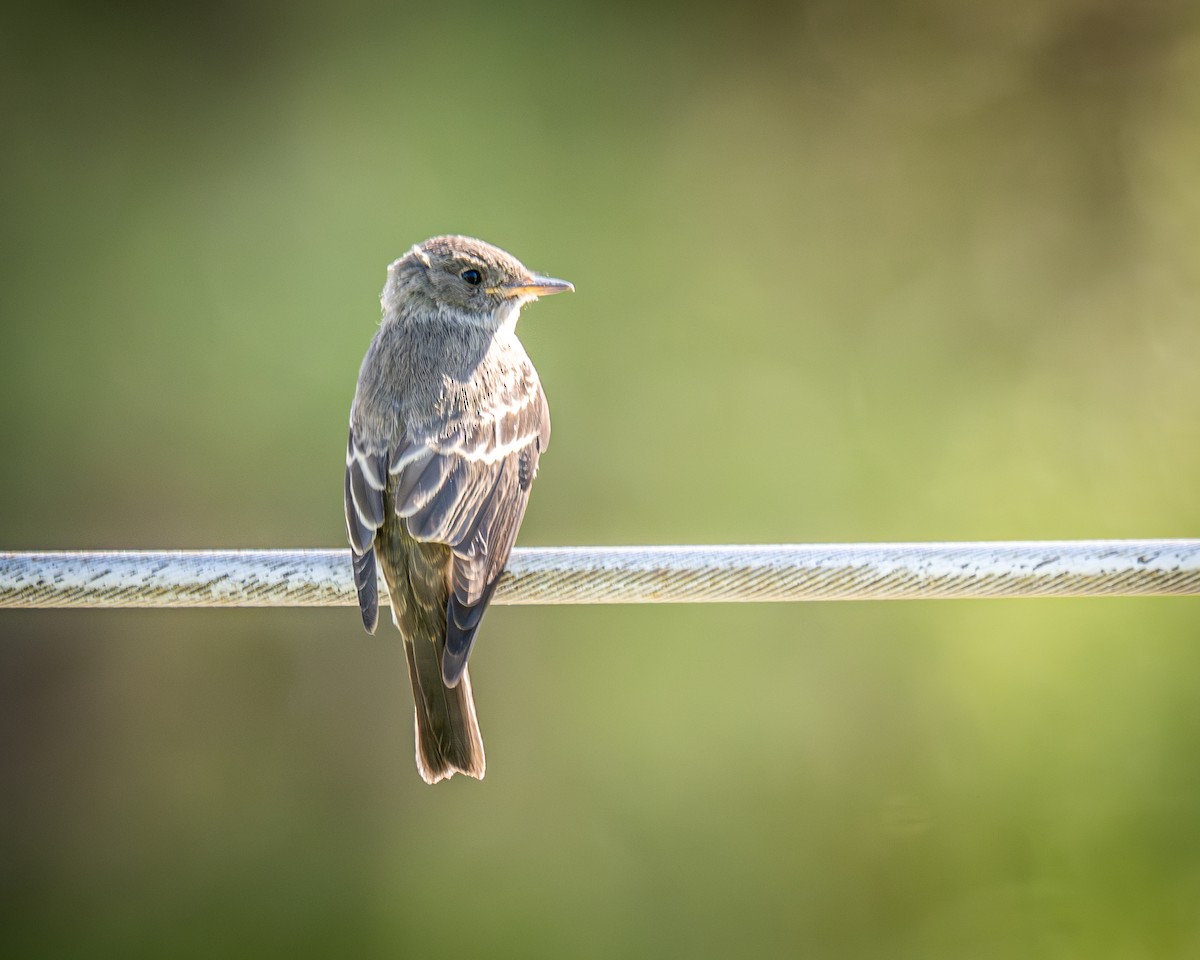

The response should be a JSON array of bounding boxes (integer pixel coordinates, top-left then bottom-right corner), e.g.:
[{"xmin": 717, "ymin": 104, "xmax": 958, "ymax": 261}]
[{"xmin": 2, "ymin": 540, "xmax": 1197, "ymax": 609}]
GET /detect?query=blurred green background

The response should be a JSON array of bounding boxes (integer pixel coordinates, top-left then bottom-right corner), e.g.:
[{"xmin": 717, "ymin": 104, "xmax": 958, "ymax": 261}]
[{"xmin": 3, "ymin": 0, "xmax": 1200, "ymax": 956}]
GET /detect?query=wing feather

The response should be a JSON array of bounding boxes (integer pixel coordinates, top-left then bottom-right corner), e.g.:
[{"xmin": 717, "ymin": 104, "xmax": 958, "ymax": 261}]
[
  {"xmin": 344, "ymin": 429, "xmax": 389, "ymax": 633},
  {"xmin": 398, "ymin": 451, "xmax": 456, "ymax": 517},
  {"xmin": 348, "ymin": 346, "xmax": 549, "ymax": 677},
  {"xmin": 382, "ymin": 373, "xmax": 547, "ymax": 686}
]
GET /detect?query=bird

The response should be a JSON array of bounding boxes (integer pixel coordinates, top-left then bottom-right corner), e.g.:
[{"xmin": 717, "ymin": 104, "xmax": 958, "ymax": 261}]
[{"xmin": 344, "ymin": 235, "xmax": 572, "ymax": 783}]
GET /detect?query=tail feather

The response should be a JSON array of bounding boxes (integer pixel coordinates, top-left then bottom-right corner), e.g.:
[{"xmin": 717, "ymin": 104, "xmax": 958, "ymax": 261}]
[
  {"xmin": 380, "ymin": 521, "xmax": 485, "ymax": 783},
  {"xmin": 403, "ymin": 628, "xmax": 485, "ymax": 783}
]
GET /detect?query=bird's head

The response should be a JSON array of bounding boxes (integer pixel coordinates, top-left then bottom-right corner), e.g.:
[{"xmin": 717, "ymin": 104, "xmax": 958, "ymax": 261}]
[{"xmin": 382, "ymin": 235, "xmax": 572, "ymax": 330}]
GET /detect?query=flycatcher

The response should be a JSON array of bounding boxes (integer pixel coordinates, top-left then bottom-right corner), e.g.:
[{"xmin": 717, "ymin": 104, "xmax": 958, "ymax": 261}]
[{"xmin": 345, "ymin": 236, "xmax": 572, "ymax": 783}]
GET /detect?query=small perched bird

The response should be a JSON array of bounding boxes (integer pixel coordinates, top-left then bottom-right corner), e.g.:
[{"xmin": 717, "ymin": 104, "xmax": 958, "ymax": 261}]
[{"xmin": 345, "ymin": 236, "xmax": 572, "ymax": 783}]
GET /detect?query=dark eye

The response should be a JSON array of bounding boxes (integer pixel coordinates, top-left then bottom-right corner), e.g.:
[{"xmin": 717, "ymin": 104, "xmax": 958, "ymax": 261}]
[{"xmin": 460, "ymin": 268, "xmax": 483, "ymax": 286}]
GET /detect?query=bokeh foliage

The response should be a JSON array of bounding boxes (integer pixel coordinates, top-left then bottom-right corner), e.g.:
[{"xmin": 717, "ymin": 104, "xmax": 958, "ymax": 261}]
[{"xmin": 2, "ymin": 0, "xmax": 1199, "ymax": 957}]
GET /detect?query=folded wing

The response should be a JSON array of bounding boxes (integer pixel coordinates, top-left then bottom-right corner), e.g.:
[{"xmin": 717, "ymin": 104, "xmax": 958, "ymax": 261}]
[
  {"xmin": 344, "ymin": 430, "xmax": 390, "ymax": 634},
  {"xmin": 387, "ymin": 374, "xmax": 550, "ymax": 685}
]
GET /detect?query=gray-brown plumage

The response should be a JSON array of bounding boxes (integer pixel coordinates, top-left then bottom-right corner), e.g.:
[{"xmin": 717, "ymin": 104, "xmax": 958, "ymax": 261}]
[{"xmin": 345, "ymin": 236, "xmax": 571, "ymax": 783}]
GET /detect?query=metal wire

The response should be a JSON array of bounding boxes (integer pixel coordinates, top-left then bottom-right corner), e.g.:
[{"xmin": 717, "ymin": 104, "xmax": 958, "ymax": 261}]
[{"xmin": 1, "ymin": 541, "xmax": 1198, "ymax": 609}]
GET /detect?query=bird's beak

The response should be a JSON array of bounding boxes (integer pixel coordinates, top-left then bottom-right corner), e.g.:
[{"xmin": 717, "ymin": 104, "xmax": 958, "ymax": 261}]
[{"xmin": 493, "ymin": 275, "xmax": 574, "ymax": 299}]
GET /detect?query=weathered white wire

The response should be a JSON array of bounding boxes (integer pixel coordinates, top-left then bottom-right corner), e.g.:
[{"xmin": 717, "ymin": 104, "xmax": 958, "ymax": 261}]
[{"xmin": 1, "ymin": 541, "xmax": 1197, "ymax": 609}]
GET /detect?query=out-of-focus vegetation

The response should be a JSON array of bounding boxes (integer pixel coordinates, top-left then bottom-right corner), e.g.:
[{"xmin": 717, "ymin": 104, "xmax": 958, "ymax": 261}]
[{"xmin": 3, "ymin": 1, "xmax": 1199, "ymax": 957}]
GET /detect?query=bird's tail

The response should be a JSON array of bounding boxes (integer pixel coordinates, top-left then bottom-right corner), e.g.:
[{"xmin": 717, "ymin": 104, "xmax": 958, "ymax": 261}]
[
  {"xmin": 402, "ymin": 625, "xmax": 486, "ymax": 784},
  {"xmin": 379, "ymin": 523, "xmax": 485, "ymax": 783}
]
